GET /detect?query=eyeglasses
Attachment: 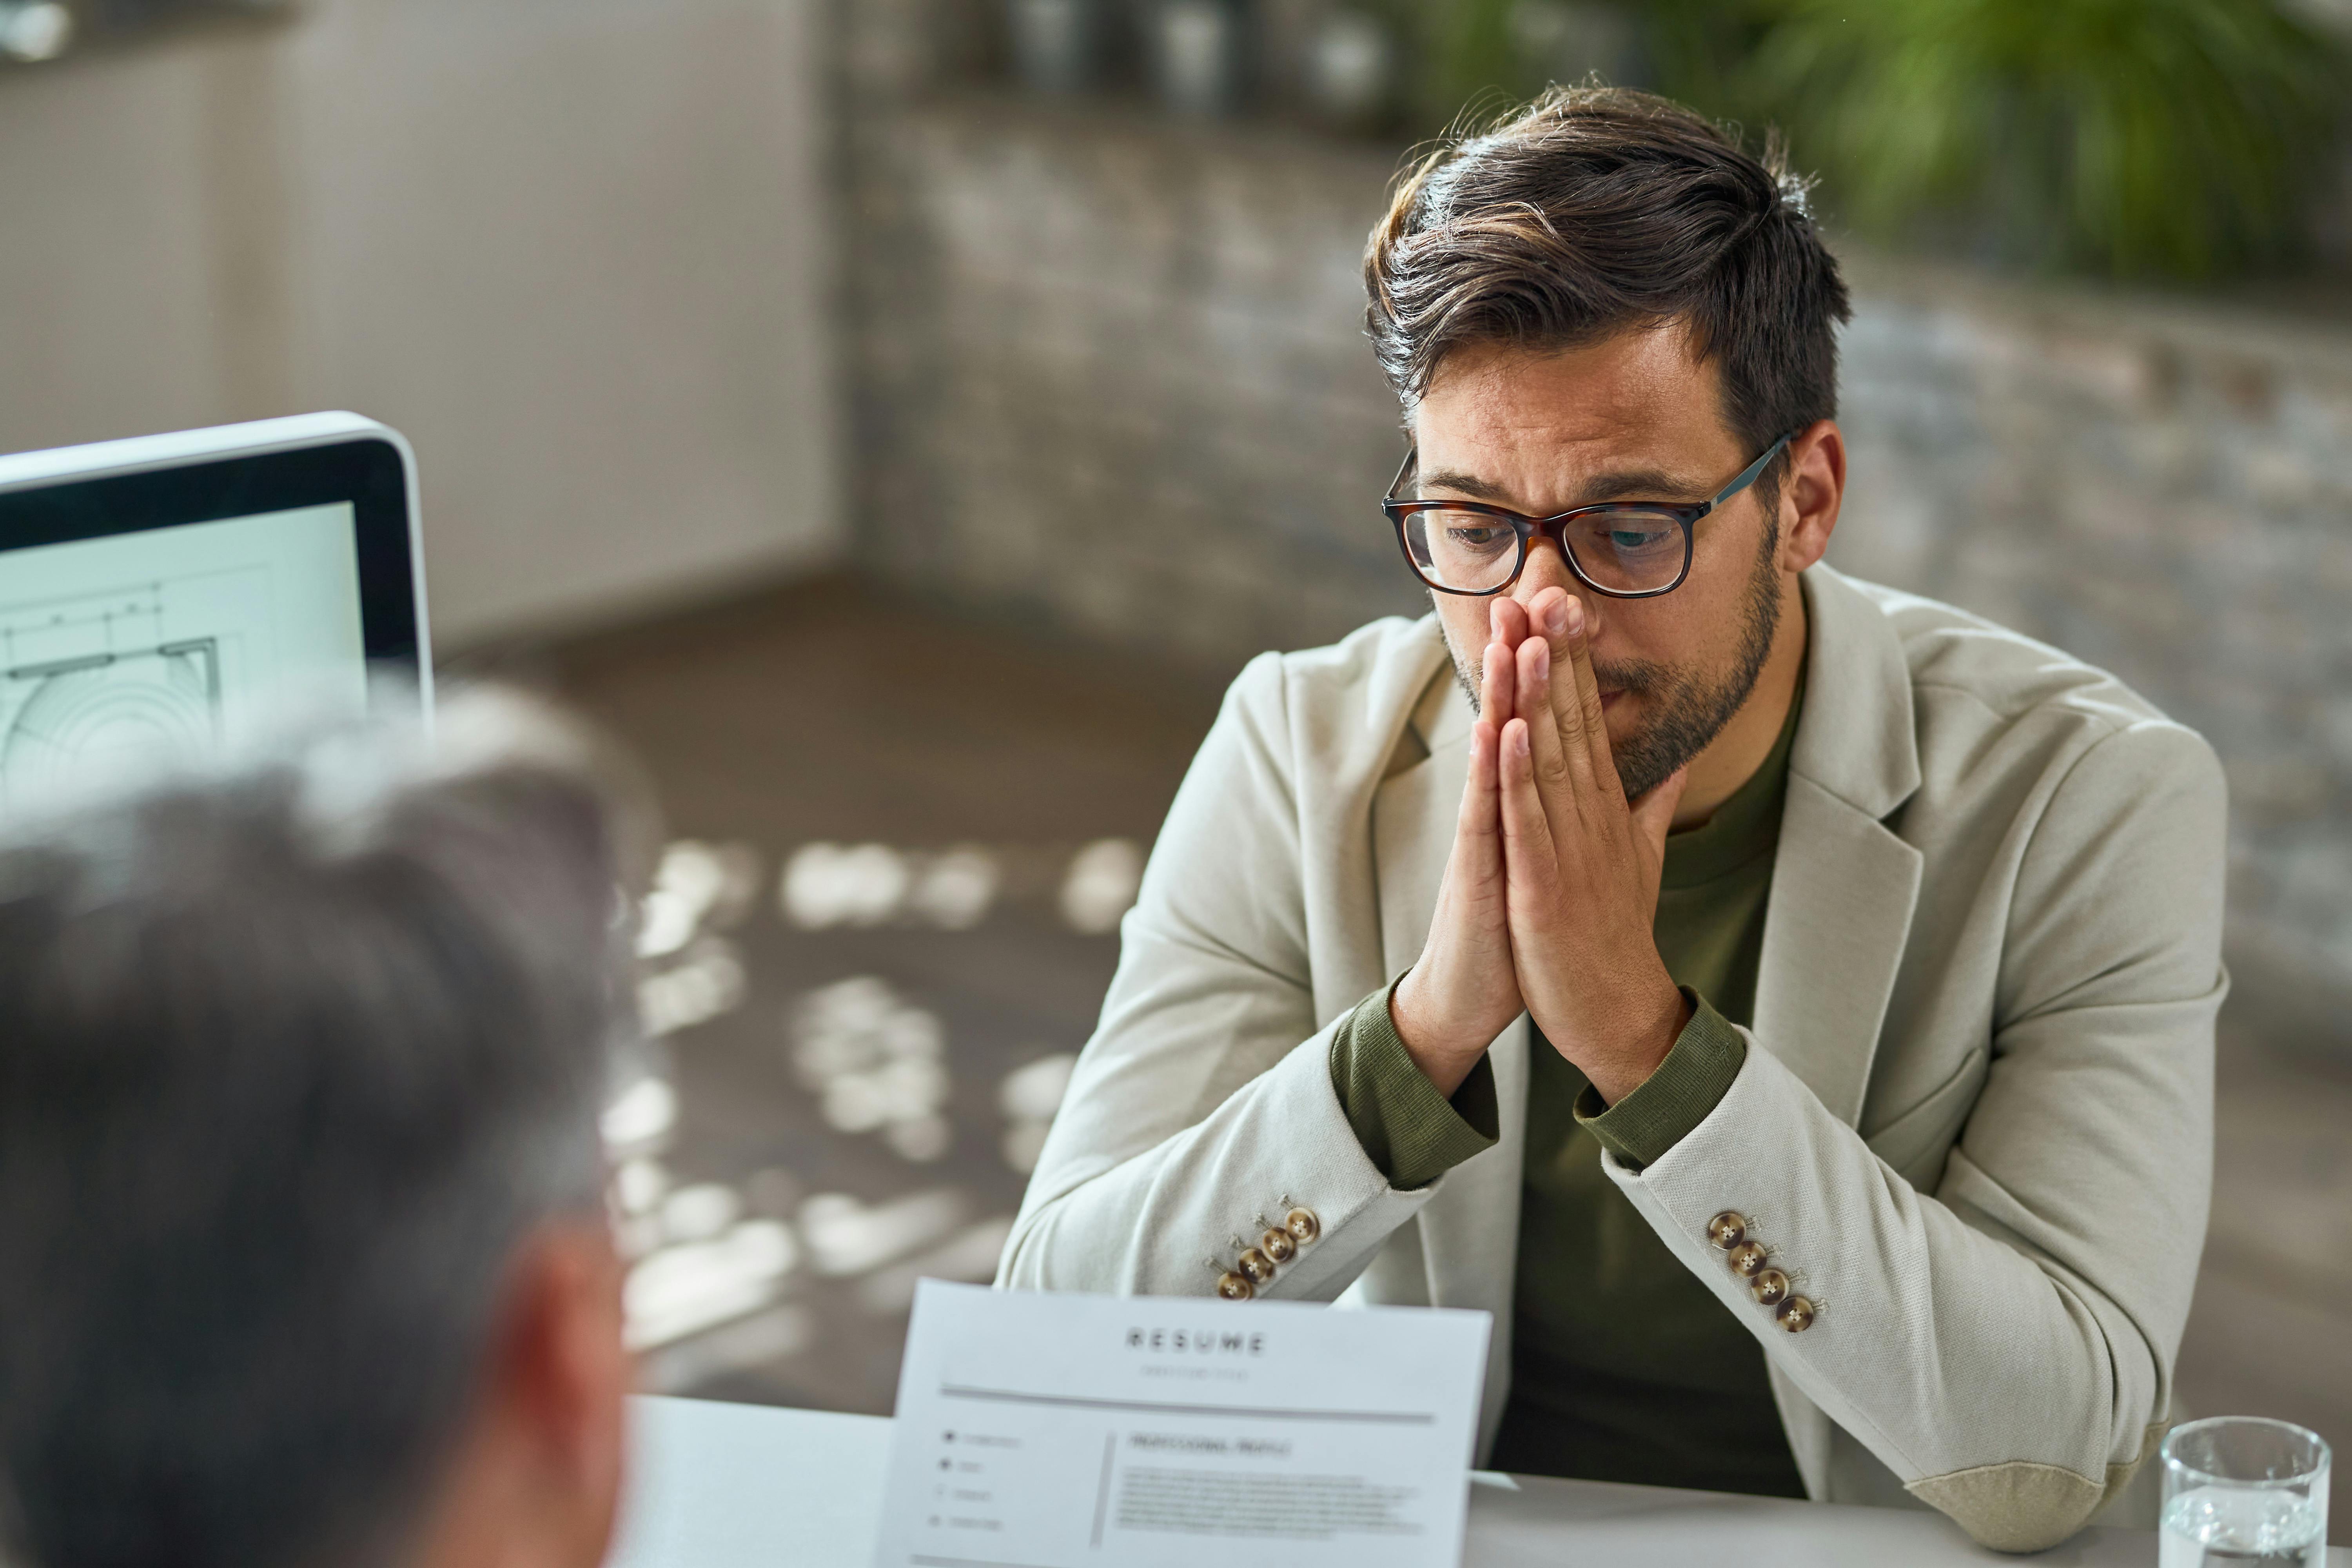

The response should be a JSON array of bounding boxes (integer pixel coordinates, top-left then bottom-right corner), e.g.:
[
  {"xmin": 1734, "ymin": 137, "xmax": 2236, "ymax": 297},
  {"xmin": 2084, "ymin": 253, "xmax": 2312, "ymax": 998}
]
[{"xmin": 1382, "ymin": 434, "xmax": 1793, "ymax": 599}]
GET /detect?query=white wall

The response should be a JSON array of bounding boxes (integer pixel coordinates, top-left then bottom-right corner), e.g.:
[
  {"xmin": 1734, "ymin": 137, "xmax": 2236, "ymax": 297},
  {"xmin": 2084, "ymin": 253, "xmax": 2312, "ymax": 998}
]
[{"xmin": 0, "ymin": 0, "xmax": 842, "ymax": 648}]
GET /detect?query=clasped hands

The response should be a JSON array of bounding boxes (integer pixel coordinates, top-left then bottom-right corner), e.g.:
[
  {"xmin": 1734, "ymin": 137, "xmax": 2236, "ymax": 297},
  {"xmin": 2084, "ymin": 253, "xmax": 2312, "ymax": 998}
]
[{"xmin": 1391, "ymin": 586, "xmax": 1691, "ymax": 1106}]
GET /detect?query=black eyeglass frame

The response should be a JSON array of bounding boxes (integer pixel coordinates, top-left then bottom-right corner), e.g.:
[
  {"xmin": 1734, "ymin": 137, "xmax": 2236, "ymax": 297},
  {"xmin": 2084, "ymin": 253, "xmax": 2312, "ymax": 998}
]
[{"xmin": 1381, "ymin": 432, "xmax": 1795, "ymax": 599}]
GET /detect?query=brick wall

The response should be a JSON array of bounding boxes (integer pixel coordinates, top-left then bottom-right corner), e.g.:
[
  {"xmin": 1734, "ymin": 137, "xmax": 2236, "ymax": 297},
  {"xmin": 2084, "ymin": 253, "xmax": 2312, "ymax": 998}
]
[
  {"xmin": 844, "ymin": 82, "xmax": 2352, "ymax": 1036},
  {"xmin": 848, "ymin": 92, "xmax": 1425, "ymax": 665}
]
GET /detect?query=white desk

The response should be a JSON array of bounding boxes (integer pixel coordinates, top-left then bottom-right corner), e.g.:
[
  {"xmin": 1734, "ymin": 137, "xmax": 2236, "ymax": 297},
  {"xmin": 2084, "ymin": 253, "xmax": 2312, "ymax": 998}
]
[{"xmin": 609, "ymin": 1395, "xmax": 2350, "ymax": 1567}]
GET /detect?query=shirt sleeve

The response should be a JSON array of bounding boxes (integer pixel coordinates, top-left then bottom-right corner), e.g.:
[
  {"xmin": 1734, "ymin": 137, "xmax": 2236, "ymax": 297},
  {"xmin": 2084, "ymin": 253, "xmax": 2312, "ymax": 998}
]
[
  {"xmin": 1572, "ymin": 988, "xmax": 1746, "ymax": 1170},
  {"xmin": 1328, "ymin": 978, "xmax": 1500, "ymax": 1190}
]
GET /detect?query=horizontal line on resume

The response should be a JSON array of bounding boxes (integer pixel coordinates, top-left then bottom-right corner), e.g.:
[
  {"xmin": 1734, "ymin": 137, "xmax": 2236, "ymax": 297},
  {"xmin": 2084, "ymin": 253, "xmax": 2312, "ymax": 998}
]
[
  {"xmin": 937, "ymin": 1385, "xmax": 1436, "ymax": 1424},
  {"xmin": 910, "ymin": 1556, "xmax": 1060, "ymax": 1568}
]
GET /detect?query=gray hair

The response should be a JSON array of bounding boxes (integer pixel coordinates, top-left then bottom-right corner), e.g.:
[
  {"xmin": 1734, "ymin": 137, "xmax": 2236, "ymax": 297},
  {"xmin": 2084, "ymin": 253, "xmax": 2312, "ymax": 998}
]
[{"xmin": 0, "ymin": 690, "xmax": 640, "ymax": 1568}]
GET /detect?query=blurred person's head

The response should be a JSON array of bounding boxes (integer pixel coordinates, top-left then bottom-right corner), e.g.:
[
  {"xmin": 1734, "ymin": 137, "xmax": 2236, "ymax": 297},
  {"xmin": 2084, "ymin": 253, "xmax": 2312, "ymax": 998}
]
[
  {"xmin": 1366, "ymin": 86, "xmax": 1853, "ymax": 798},
  {"xmin": 0, "ymin": 691, "xmax": 639, "ymax": 1568}
]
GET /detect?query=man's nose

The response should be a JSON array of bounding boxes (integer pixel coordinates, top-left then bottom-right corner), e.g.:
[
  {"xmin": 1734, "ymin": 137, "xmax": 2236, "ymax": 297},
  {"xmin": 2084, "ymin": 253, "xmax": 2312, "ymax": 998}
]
[{"xmin": 1512, "ymin": 541, "xmax": 1602, "ymax": 638}]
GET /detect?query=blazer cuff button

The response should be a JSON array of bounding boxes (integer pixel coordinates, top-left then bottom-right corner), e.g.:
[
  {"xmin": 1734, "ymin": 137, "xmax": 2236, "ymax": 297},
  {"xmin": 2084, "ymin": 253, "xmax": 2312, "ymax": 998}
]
[
  {"xmin": 1236, "ymin": 1248, "xmax": 1277, "ymax": 1285},
  {"xmin": 1260, "ymin": 1229, "xmax": 1298, "ymax": 1263},
  {"xmin": 1728, "ymin": 1240, "xmax": 1768, "ymax": 1278},
  {"xmin": 1283, "ymin": 1207, "xmax": 1321, "ymax": 1245},
  {"xmin": 1215, "ymin": 1272, "xmax": 1255, "ymax": 1301},
  {"xmin": 1750, "ymin": 1268, "xmax": 1789, "ymax": 1307},
  {"xmin": 1706, "ymin": 1212, "xmax": 1746, "ymax": 1250},
  {"xmin": 1776, "ymin": 1296, "xmax": 1816, "ymax": 1332}
]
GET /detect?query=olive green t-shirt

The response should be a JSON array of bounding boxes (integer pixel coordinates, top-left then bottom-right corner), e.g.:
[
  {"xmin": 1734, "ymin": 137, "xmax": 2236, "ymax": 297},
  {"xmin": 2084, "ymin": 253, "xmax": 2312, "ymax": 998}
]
[{"xmin": 1328, "ymin": 687, "xmax": 1806, "ymax": 1497}]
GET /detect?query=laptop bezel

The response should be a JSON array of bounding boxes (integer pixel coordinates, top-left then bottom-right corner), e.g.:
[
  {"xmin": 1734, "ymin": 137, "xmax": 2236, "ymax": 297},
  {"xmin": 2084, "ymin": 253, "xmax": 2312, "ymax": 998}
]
[{"xmin": 0, "ymin": 413, "xmax": 430, "ymax": 699}]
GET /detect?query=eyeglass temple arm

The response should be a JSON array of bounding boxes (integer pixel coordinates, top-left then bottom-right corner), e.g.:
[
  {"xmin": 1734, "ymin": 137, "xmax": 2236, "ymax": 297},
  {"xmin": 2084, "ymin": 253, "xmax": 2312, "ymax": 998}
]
[
  {"xmin": 1715, "ymin": 432, "xmax": 1796, "ymax": 506},
  {"xmin": 1387, "ymin": 446, "xmax": 1417, "ymax": 503}
]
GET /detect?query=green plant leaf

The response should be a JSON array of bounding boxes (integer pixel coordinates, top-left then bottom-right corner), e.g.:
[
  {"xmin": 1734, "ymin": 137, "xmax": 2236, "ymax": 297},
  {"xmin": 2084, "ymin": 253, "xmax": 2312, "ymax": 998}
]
[{"xmin": 1729, "ymin": 0, "xmax": 2352, "ymax": 279}]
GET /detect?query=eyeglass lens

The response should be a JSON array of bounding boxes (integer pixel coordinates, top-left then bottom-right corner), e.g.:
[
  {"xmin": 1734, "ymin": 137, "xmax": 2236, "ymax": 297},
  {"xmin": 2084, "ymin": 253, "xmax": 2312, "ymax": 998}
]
[{"xmin": 1402, "ymin": 507, "xmax": 1686, "ymax": 595}]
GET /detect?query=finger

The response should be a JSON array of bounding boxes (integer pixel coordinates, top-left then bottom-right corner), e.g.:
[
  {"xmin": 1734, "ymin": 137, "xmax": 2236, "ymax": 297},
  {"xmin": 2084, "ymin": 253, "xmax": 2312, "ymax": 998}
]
[
  {"xmin": 1528, "ymin": 591, "xmax": 1595, "ymax": 778},
  {"xmin": 1457, "ymin": 719, "xmax": 1503, "ymax": 865},
  {"xmin": 1627, "ymin": 765, "xmax": 1690, "ymax": 873},
  {"xmin": 1482, "ymin": 629, "xmax": 1515, "ymax": 728},
  {"xmin": 1526, "ymin": 583, "xmax": 1573, "ymax": 654},
  {"xmin": 1519, "ymin": 609, "xmax": 1596, "ymax": 818},
  {"xmin": 1497, "ymin": 717, "xmax": 1563, "ymax": 902},
  {"xmin": 1556, "ymin": 596, "xmax": 1622, "ymax": 806},
  {"xmin": 1490, "ymin": 594, "xmax": 1530, "ymax": 656},
  {"xmin": 1525, "ymin": 584, "xmax": 1572, "ymax": 688}
]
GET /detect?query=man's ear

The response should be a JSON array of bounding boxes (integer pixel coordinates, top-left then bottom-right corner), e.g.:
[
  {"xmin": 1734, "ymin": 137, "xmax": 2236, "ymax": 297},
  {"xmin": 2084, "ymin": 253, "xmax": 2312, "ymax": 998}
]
[
  {"xmin": 504, "ymin": 1218, "xmax": 631, "ymax": 1565},
  {"xmin": 1777, "ymin": 420, "xmax": 1846, "ymax": 574},
  {"xmin": 421, "ymin": 1218, "xmax": 631, "ymax": 1568},
  {"xmin": 407, "ymin": 1217, "xmax": 632, "ymax": 1568}
]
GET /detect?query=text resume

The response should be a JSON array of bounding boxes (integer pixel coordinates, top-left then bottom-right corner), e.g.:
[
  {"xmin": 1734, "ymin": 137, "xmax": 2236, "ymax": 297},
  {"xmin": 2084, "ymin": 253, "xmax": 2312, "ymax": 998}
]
[{"xmin": 872, "ymin": 1280, "xmax": 1491, "ymax": 1568}]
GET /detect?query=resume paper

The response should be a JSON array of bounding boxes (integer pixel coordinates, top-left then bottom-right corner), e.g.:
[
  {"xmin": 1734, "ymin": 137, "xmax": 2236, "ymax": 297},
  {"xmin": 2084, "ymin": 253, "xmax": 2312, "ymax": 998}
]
[{"xmin": 873, "ymin": 1280, "xmax": 1492, "ymax": 1568}]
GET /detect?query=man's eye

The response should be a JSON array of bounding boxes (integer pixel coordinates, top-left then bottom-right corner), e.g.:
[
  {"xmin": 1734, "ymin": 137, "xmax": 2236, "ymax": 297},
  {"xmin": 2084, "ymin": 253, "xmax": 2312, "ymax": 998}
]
[
  {"xmin": 1608, "ymin": 527, "xmax": 1670, "ymax": 551},
  {"xmin": 1445, "ymin": 526, "xmax": 1512, "ymax": 552}
]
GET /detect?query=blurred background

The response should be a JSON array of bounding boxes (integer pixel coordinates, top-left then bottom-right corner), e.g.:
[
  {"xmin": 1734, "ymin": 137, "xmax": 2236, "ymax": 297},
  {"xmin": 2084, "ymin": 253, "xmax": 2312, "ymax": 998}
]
[{"xmin": 4, "ymin": 0, "xmax": 2351, "ymax": 1532}]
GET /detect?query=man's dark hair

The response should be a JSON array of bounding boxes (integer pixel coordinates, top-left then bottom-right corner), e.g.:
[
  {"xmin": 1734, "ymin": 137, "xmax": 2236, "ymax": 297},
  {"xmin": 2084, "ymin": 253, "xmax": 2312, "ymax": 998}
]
[
  {"xmin": 1365, "ymin": 85, "xmax": 1853, "ymax": 493},
  {"xmin": 0, "ymin": 693, "xmax": 635, "ymax": 1568}
]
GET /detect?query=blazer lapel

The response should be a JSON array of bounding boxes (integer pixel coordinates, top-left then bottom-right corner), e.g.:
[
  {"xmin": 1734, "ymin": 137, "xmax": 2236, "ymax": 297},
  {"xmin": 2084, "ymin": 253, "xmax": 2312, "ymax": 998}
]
[
  {"xmin": 1751, "ymin": 567, "xmax": 1927, "ymax": 1127},
  {"xmin": 1754, "ymin": 780, "xmax": 1923, "ymax": 1127},
  {"xmin": 1374, "ymin": 666, "xmax": 1469, "ymax": 982}
]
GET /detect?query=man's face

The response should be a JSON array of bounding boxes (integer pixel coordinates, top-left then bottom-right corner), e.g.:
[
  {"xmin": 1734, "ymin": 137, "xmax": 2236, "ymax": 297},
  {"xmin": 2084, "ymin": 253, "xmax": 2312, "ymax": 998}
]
[{"xmin": 1411, "ymin": 328, "xmax": 1788, "ymax": 798}]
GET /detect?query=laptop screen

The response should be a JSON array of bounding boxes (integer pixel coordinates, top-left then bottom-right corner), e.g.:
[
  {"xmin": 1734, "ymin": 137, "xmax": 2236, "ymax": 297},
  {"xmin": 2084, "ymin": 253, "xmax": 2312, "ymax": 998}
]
[
  {"xmin": 0, "ymin": 416, "xmax": 426, "ymax": 810},
  {"xmin": 1, "ymin": 502, "xmax": 372, "ymax": 805}
]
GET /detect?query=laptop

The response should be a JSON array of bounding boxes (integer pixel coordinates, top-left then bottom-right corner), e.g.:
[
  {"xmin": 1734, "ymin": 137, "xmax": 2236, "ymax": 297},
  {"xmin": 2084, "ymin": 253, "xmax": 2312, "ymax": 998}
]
[{"xmin": 0, "ymin": 412, "xmax": 428, "ymax": 806}]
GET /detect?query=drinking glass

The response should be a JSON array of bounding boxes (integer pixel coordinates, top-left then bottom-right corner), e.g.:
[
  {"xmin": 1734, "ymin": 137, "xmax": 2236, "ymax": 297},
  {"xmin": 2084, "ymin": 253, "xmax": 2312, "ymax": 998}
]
[{"xmin": 2161, "ymin": 1417, "xmax": 2330, "ymax": 1566}]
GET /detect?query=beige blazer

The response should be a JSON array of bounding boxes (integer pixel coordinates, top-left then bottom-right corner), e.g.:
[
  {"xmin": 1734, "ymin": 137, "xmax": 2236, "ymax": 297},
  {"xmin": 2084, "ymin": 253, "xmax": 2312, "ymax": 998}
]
[{"xmin": 999, "ymin": 565, "xmax": 2226, "ymax": 1552}]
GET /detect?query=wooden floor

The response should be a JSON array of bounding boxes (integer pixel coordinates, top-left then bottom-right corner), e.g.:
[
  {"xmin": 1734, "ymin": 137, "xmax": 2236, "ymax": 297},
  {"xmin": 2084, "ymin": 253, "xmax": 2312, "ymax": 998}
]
[
  {"xmin": 493, "ymin": 576, "xmax": 1224, "ymax": 1417},
  {"xmin": 494, "ymin": 575, "xmax": 2349, "ymax": 1533}
]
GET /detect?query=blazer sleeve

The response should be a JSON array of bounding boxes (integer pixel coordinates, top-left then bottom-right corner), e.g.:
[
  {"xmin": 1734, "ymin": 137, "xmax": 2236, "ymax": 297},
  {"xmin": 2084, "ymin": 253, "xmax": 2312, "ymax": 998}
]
[
  {"xmin": 995, "ymin": 652, "xmax": 1443, "ymax": 1301},
  {"xmin": 1598, "ymin": 717, "xmax": 2226, "ymax": 1552}
]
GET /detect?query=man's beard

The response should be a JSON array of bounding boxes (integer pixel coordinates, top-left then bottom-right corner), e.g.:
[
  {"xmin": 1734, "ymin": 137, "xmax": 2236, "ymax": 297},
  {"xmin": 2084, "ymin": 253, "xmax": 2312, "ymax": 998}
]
[{"xmin": 1445, "ymin": 523, "xmax": 1783, "ymax": 800}]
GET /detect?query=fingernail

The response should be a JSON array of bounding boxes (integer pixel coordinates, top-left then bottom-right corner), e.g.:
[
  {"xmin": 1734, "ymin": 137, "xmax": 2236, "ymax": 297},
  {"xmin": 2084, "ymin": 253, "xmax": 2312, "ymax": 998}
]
[
  {"xmin": 1563, "ymin": 597, "xmax": 1585, "ymax": 637},
  {"xmin": 1508, "ymin": 723, "xmax": 1528, "ymax": 759},
  {"xmin": 1543, "ymin": 598, "xmax": 1567, "ymax": 637}
]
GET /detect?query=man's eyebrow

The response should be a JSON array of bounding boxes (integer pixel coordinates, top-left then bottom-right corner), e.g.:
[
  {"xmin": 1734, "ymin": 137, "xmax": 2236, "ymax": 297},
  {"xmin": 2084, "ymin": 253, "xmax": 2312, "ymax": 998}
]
[
  {"xmin": 1416, "ymin": 469, "xmax": 1519, "ymax": 503},
  {"xmin": 1417, "ymin": 465, "xmax": 1708, "ymax": 508}
]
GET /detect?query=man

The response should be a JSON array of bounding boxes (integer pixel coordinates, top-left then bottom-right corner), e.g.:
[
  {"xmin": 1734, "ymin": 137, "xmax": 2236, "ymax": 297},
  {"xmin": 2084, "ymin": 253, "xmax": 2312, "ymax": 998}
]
[
  {"xmin": 1000, "ymin": 88, "xmax": 2225, "ymax": 1554},
  {"xmin": 0, "ymin": 693, "xmax": 636, "ymax": 1568}
]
